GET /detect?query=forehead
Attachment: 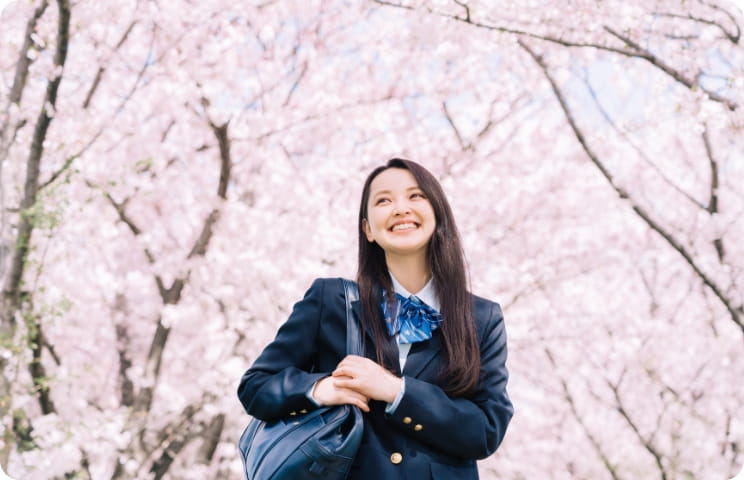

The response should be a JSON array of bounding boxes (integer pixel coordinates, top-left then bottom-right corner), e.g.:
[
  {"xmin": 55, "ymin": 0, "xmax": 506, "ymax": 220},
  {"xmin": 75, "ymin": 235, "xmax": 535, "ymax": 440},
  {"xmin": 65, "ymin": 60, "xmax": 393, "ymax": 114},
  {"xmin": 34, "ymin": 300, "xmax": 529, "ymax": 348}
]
[{"xmin": 369, "ymin": 168, "xmax": 419, "ymax": 194}]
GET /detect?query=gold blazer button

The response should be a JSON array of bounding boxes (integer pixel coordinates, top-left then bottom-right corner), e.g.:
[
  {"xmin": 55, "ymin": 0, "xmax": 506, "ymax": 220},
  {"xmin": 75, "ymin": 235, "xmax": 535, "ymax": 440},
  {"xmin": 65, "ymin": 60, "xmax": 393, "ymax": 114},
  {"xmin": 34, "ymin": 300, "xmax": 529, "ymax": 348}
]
[
  {"xmin": 390, "ymin": 452, "xmax": 403, "ymax": 464},
  {"xmin": 414, "ymin": 424, "xmax": 423, "ymax": 431},
  {"xmin": 402, "ymin": 417, "xmax": 412, "ymax": 424}
]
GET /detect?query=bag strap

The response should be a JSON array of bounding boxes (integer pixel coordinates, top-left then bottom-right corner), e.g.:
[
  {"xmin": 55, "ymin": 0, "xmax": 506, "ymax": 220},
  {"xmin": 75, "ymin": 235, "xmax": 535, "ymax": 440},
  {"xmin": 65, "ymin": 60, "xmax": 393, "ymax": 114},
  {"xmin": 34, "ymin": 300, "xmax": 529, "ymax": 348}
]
[{"xmin": 342, "ymin": 279, "xmax": 362, "ymax": 356}]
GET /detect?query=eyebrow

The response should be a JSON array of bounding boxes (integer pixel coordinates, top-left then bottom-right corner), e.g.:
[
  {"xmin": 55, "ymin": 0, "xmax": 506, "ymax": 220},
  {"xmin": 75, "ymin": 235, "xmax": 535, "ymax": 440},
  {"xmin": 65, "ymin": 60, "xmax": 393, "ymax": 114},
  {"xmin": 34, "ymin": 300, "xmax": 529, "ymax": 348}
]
[{"xmin": 371, "ymin": 186, "xmax": 421, "ymax": 197}]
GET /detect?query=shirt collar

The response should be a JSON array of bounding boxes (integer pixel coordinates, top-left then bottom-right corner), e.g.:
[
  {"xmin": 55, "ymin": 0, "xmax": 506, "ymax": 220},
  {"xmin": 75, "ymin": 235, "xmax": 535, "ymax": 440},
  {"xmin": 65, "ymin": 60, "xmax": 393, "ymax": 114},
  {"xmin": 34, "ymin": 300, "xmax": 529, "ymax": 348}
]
[{"xmin": 389, "ymin": 272, "xmax": 440, "ymax": 312}]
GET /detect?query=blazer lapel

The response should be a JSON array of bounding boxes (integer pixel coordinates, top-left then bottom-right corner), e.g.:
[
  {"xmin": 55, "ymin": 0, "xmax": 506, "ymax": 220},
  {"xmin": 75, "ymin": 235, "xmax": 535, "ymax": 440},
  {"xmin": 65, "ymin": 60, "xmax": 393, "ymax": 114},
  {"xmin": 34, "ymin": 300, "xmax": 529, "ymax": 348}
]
[
  {"xmin": 402, "ymin": 332, "xmax": 442, "ymax": 378},
  {"xmin": 351, "ymin": 290, "xmax": 441, "ymax": 377}
]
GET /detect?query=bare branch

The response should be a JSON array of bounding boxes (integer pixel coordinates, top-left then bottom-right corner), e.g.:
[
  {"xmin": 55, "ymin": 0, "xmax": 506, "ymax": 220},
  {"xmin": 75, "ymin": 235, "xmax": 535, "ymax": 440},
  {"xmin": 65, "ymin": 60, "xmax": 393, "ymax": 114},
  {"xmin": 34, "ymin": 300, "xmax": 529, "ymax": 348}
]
[
  {"xmin": 519, "ymin": 39, "xmax": 744, "ymax": 338},
  {"xmin": 39, "ymin": 21, "xmax": 153, "ymax": 190},
  {"xmin": 603, "ymin": 26, "xmax": 736, "ymax": 110},
  {"xmin": 121, "ymin": 395, "xmax": 217, "ymax": 480},
  {"xmin": 442, "ymin": 101, "xmax": 468, "ymax": 150},
  {"xmin": 211, "ymin": 121, "xmax": 231, "ymax": 201},
  {"xmin": 131, "ymin": 317, "xmax": 171, "ymax": 416},
  {"xmin": 147, "ymin": 408, "xmax": 223, "ymax": 479},
  {"xmin": 39, "ymin": 154, "xmax": 77, "ymax": 190},
  {"xmin": 116, "ymin": 22, "xmax": 158, "ymax": 115},
  {"xmin": 115, "ymin": 322, "xmax": 135, "ymax": 406},
  {"xmin": 371, "ymin": 0, "xmax": 415, "ymax": 11},
  {"xmin": 282, "ymin": 61, "xmax": 308, "ymax": 107},
  {"xmin": 1, "ymin": 0, "xmax": 69, "ymax": 466},
  {"xmin": 2, "ymin": 0, "xmax": 71, "ymax": 310},
  {"xmin": 112, "ymin": 402, "xmax": 200, "ymax": 480},
  {"xmin": 149, "ymin": 430, "xmax": 192, "ymax": 480},
  {"xmin": 82, "ymin": 20, "xmax": 138, "ymax": 109},
  {"xmin": 186, "ymin": 120, "xmax": 230, "ymax": 259},
  {"xmin": 371, "ymin": 1, "xmax": 738, "ymax": 110},
  {"xmin": 26, "ymin": 309, "xmax": 56, "ymax": 414},
  {"xmin": 93, "ymin": 185, "xmax": 186, "ymax": 304},
  {"xmin": 699, "ymin": 0, "xmax": 741, "ymax": 43},
  {"xmin": 195, "ymin": 413, "xmax": 225, "ymax": 464},
  {"xmin": 702, "ymin": 127, "xmax": 725, "ymax": 262},
  {"xmin": 6, "ymin": 0, "xmax": 50, "ymax": 107},
  {"xmin": 113, "ymin": 293, "xmax": 135, "ymax": 406},
  {"xmin": 453, "ymin": 0, "xmax": 471, "ymax": 23},
  {"xmin": 545, "ymin": 349, "xmax": 625, "ymax": 480},
  {"xmin": 605, "ymin": 376, "xmax": 669, "ymax": 480},
  {"xmin": 652, "ymin": 10, "xmax": 740, "ymax": 44},
  {"xmin": 110, "ymin": 112, "xmax": 233, "ymax": 475},
  {"xmin": 580, "ymin": 72, "xmax": 708, "ymax": 212}
]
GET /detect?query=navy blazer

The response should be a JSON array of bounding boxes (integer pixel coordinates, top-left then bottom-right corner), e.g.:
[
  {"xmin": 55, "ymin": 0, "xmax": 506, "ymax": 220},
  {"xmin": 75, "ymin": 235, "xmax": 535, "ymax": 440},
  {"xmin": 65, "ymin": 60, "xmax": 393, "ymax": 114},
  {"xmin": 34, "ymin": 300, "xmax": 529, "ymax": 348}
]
[{"xmin": 238, "ymin": 278, "xmax": 513, "ymax": 480}]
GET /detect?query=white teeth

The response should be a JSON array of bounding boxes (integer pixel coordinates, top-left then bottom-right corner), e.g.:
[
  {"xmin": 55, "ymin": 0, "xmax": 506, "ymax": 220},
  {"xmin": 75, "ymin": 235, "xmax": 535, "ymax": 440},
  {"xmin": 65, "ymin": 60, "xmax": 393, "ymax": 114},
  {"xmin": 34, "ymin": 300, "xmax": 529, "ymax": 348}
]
[{"xmin": 392, "ymin": 223, "xmax": 417, "ymax": 231}]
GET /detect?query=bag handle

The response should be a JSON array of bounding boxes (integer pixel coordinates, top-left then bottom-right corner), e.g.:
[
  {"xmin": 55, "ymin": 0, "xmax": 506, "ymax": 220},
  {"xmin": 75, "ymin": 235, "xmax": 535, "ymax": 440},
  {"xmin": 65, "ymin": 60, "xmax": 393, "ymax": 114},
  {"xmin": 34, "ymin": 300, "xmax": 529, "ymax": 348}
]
[{"xmin": 342, "ymin": 279, "xmax": 362, "ymax": 356}]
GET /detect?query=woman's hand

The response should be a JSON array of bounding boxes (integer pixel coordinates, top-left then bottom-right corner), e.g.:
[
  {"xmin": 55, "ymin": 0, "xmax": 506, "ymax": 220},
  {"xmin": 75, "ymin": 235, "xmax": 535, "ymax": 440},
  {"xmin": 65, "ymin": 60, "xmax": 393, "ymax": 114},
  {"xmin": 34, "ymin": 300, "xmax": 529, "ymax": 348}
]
[
  {"xmin": 332, "ymin": 355, "xmax": 403, "ymax": 404},
  {"xmin": 313, "ymin": 375, "xmax": 371, "ymax": 412}
]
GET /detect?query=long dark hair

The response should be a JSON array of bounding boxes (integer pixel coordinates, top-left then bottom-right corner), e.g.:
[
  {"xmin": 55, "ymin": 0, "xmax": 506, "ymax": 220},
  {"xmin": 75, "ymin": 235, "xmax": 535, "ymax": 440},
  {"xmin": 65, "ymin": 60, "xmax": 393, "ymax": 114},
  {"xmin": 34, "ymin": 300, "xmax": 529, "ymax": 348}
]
[{"xmin": 356, "ymin": 158, "xmax": 480, "ymax": 397}]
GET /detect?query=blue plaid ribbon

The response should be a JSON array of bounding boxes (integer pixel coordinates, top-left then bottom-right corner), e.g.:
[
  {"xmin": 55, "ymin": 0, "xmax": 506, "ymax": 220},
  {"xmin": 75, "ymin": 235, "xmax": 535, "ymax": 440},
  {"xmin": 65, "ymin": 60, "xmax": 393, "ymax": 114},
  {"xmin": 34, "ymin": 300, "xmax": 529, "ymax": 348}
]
[{"xmin": 381, "ymin": 291, "xmax": 443, "ymax": 344}]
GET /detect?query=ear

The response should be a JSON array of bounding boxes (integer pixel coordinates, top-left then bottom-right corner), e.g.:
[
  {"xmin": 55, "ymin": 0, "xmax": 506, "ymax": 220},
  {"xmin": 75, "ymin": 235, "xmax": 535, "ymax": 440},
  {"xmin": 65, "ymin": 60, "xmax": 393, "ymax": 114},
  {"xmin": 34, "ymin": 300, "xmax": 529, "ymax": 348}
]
[{"xmin": 362, "ymin": 219, "xmax": 375, "ymax": 242}]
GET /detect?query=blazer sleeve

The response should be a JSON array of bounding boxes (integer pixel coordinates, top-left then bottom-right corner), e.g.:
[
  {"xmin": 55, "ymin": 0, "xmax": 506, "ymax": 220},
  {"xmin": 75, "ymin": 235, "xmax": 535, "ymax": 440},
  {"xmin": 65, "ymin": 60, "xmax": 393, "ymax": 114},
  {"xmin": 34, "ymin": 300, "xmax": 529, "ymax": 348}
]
[
  {"xmin": 237, "ymin": 278, "xmax": 330, "ymax": 421},
  {"xmin": 386, "ymin": 300, "xmax": 513, "ymax": 459}
]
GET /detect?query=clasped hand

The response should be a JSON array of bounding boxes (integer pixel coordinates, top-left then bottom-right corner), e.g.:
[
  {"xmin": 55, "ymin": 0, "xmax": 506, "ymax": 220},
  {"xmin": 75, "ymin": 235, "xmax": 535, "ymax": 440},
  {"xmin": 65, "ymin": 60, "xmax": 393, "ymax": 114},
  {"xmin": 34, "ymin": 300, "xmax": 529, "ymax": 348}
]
[{"xmin": 312, "ymin": 355, "xmax": 403, "ymax": 412}]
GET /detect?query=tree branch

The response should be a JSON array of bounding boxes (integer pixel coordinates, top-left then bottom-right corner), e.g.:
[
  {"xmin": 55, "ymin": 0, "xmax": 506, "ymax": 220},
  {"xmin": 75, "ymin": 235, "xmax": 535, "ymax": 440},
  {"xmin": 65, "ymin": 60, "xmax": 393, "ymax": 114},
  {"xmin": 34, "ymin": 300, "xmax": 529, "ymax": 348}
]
[
  {"xmin": 519, "ymin": 39, "xmax": 744, "ymax": 338},
  {"xmin": 282, "ymin": 60, "xmax": 308, "ymax": 107},
  {"xmin": 606, "ymin": 375, "xmax": 669, "ymax": 480},
  {"xmin": 702, "ymin": 126, "xmax": 725, "ymax": 263},
  {"xmin": 371, "ymin": 0, "xmax": 738, "ymax": 110},
  {"xmin": 453, "ymin": 0, "xmax": 471, "ymax": 23},
  {"xmin": 6, "ymin": 0, "xmax": 50, "ymax": 108},
  {"xmin": 699, "ymin": 0, "xmax": 741, "ymax": 43},
  {"xmin": 113, "ymin": 293, "xmax": 134, "ymax": 406},
  {"xmin": 26, "ymin": 310, "xmax": 56, "ymax": 414},
  {"xmin": 0, "ymin": 0, "xmax": 48, "ymax": 178},
  {"xmin": 442, "ymin": 101, "xmax": 468, "ymax": 151},
  {"xmin": 545, "ymin": 349, "xmax": 625, "ymax": 480},
  {"xmin": 3, "ymin": 0, "xmax": 71, "ymax": 311},
  {"xmin": 39, "ymin": 21, "xmax": 153, "ymax": 191},
  {"xmin": 579, "ymin": 71, "xmax": 708, "ymax": 211},
  {"xmin": 0, "ymin": 0, "xmax": 69, "ymax": 468},
  {"xmin": 111, "ymin": 114, "xmax": 233, "ymax": 475},
  {"xmin": 82, "ymin": 20, "xmax": 138, "ymax": 109},
  {"xmin": 146, "ymin": 407, "xmax": 222, "ymax": 480},
  {"xmin": 652, "ymin": 9, "xmax": 740, "ymax": 44},
  {"xmin": 131, "ymin": 317, "xmax": 171, "ymax": 416},
  {"xmin": 195, "ymin": 413, "xmax": 225, "ymax": 464},
  {"xmin": 603, "ymin": 26, "xmax": 736, "ymax": 110}
]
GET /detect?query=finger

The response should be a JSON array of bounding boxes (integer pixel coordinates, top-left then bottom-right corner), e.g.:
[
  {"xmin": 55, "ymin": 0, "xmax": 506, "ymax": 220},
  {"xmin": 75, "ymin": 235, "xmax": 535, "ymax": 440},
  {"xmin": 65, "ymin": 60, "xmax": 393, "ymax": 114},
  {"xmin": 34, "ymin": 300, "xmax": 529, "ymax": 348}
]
[
  {"xmin": 334, "ymin": 377, "xmax": 370, "ymax": 395},
  {"xmin": 335, "ymin": 388, "xmax": 370, "ymax": 412},
  {"xmin": 339, "ymin": 355, "xmax": 370, "ymax": 369},
  {"xmin": 332, "ymin": 378, "xmax": 368, "ymax": 400},
  {"xmin": 332, "ymin": 366, "xmax": 353, "ymax": 377},
  {"xmin": 343, "ymin": 354, "xmax": 365, "ymax": 362}
]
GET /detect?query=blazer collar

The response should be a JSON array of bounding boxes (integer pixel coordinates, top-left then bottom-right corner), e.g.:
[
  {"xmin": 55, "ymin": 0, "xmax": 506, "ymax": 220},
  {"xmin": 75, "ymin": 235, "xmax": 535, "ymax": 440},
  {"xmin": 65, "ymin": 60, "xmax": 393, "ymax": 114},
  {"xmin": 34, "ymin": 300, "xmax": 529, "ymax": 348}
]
[{"xmin": 350, "ymin": 287, "xmax": 442, "ymax": 378}]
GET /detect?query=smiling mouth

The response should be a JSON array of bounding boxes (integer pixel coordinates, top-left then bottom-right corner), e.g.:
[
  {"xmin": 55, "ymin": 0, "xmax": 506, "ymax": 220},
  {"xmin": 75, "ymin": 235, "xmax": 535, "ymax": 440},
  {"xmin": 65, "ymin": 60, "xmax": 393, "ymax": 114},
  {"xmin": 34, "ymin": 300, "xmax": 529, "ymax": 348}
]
[{"xmin": 391, "ymin": 222, "xmax": 418, "ymax": 232}]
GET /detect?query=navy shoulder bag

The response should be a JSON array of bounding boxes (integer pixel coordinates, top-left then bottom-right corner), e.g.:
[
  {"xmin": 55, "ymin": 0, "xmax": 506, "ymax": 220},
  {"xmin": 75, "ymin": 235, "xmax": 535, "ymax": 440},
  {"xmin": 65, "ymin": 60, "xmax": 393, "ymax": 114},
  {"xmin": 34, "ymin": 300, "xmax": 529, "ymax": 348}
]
[{"xmin": 238, "ymin": 279, "xmax": 364, "ymax": 480}]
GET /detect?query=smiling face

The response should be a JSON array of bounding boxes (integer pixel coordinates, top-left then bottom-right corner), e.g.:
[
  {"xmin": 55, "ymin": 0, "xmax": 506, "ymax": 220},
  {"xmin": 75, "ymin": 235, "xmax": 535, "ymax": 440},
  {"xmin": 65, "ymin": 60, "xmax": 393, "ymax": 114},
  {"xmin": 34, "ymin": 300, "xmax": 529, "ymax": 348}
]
[{"xmin": 363, "ymin": 168, "xmax": 436, "ymax": 260}]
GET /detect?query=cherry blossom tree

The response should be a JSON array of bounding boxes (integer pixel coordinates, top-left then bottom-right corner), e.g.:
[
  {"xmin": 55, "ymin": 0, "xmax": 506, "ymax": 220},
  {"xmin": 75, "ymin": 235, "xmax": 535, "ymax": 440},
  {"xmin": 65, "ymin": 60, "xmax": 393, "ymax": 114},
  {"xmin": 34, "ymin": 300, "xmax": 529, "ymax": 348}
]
[
  {"xmin": 366, "ymin": 1, "xmax": 744, "ymax": 478},
  {"xmin": 1, "ymin": 0, "xmax": 742, "ymax": 479}
]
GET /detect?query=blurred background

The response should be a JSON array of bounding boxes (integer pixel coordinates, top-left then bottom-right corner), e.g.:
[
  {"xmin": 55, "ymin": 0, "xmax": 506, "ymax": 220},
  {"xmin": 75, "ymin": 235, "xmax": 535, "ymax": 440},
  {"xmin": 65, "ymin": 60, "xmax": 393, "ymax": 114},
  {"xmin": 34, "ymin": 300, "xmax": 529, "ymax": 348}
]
[{"xmin": 1, "ymin": 0, "xmax": 743, "ymax": 478}]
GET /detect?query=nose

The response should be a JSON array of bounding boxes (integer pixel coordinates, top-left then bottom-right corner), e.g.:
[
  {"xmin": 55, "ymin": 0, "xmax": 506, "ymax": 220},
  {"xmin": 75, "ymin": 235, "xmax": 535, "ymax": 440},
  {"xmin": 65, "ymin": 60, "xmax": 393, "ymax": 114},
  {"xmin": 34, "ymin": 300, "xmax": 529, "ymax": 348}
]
[{"xmin": 392, "ymin": 201, "xmax": 411, "ymax": 216}]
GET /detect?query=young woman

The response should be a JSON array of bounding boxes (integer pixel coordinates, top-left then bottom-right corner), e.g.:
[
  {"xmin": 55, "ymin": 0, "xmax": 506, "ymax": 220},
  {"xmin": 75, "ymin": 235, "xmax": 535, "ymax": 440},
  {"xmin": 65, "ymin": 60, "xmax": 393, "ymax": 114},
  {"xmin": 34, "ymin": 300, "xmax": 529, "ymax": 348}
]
[{"xmin": 238, "ymin": 158, "xmax": 513, "ymax": 479}]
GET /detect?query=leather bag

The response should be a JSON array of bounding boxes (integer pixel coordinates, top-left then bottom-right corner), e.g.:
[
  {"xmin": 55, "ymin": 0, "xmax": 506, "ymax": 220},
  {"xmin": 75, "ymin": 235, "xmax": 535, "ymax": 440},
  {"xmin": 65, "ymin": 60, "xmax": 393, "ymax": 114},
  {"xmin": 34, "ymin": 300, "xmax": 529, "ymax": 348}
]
[{"xmin": 239, "ymin": 279, "xmax": 364, "ymax": 480}]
